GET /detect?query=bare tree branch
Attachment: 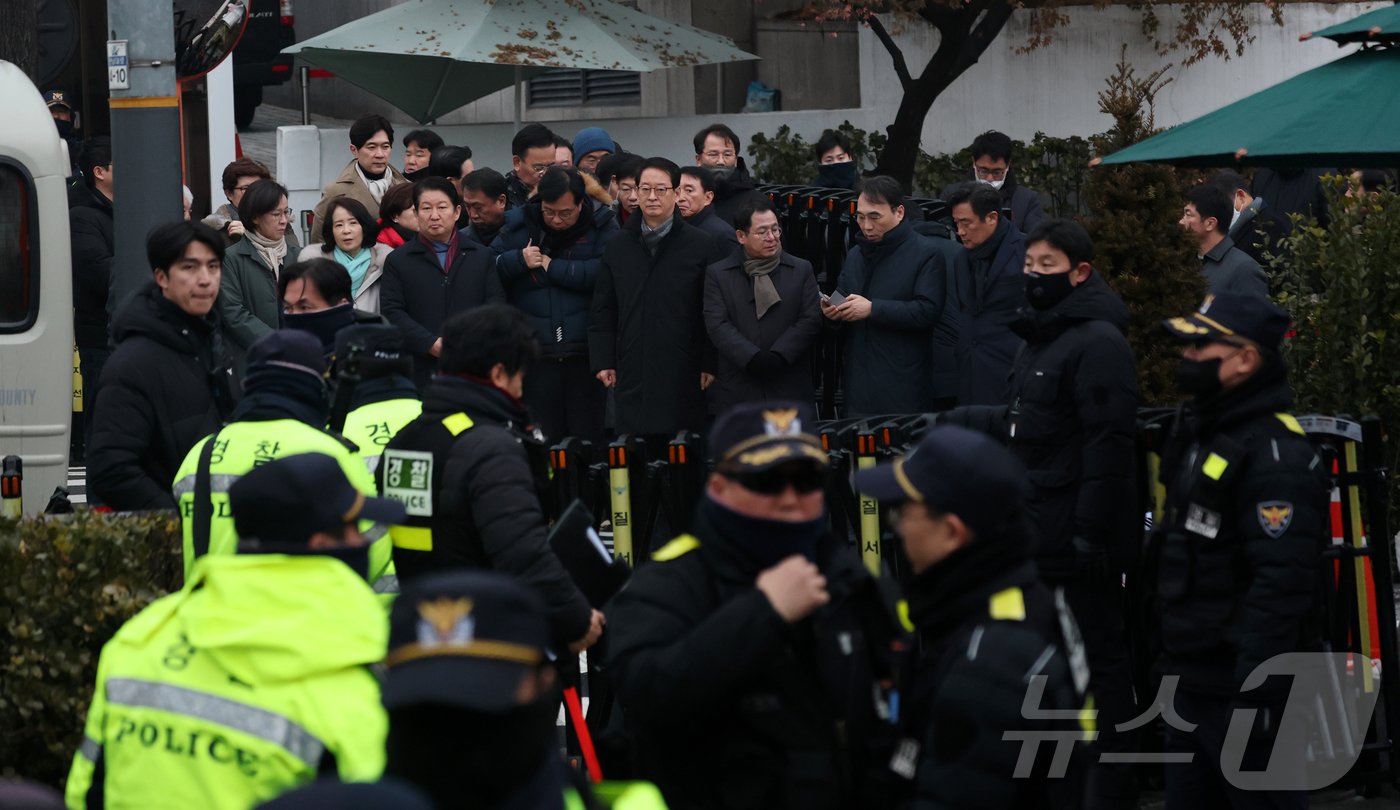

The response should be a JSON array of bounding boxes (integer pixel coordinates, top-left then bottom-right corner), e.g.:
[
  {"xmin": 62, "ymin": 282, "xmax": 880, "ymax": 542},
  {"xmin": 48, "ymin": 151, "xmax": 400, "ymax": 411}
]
[{"xmin": 864, "ymin": 13, "xmax": 915, "ymax": 91}]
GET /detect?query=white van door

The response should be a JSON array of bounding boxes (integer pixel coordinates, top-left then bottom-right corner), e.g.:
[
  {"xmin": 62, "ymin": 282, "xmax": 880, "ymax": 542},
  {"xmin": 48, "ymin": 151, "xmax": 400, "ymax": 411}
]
[{"xmin": 0, "ymin": 60, "xmax": 75, "ymax": 516}]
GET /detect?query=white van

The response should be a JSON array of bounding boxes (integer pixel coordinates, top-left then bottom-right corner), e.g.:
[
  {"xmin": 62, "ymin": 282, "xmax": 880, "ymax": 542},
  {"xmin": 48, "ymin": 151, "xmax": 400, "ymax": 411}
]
[{"xmin": 0, "ymin": 60, "xmax": 74, "ymax": 516}]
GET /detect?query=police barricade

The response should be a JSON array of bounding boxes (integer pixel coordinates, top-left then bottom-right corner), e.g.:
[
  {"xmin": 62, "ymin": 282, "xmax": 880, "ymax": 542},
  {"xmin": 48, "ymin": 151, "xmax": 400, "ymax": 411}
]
[{"xmin": 1295, "ymin": 414, "xmax": 1400, "ymax": 787}]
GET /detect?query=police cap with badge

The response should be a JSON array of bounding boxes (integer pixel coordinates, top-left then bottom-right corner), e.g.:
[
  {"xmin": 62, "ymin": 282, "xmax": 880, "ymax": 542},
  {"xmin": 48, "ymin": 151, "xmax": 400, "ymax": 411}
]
[
  {"xmin": 382, "ymin": 571, "xmax": 551, "ymax": 712},
  {"xmin": 710, "ymin": 401, "xmax": 828, "ymax": 490},
  {"xmin": 855, "ymin": 424, "xmax": 1030, "ymax": 539},
  {"xmin": 1162, "ymin": 292, "xmax": 1290, "ymax": 352}
]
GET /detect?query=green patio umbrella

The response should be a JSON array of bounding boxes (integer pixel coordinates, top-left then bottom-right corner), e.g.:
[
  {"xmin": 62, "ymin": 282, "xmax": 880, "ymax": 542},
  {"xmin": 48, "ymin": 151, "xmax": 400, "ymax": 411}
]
[
  {"xmin": 1302, "ymin": 3, "xmax": 1400, "ymax": 46},
  {"xmin": 282, "ymin": 0, "xmax": 756, "ymax": 124},
  {"xmin": 1098, "ymin": 47, "xmax": 1400, "ymax": 169}
]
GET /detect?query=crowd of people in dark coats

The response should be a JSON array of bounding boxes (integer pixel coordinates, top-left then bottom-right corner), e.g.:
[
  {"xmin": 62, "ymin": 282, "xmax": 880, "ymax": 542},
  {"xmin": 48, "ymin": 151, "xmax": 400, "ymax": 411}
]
[{"xmin": 58, "ymin": 97, "xmax": 1387, "ymax": 810}]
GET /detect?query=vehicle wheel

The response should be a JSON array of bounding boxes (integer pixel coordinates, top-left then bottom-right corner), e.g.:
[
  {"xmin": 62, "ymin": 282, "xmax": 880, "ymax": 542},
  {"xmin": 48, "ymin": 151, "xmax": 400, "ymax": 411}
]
[{"xmin": 234, "ymin": 86, "xmax": 262, "ymax": 130}]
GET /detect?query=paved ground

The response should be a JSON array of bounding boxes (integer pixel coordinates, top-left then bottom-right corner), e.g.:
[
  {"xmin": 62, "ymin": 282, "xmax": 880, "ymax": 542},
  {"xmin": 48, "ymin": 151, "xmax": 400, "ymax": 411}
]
[{"xmin": 237, "ymin": 104, "xmax": 355, "ymax": 176}]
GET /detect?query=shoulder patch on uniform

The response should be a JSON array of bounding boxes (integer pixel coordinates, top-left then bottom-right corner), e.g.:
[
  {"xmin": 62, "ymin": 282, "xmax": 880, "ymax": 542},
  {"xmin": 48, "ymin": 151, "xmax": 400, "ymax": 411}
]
[
  {"xmin": 896, "ymin": 599, "xmax": 916, "ymax": 633},
  {"xmin": 442, "ymin": 412, "xmax": 475, "ymax": 436},
  {"xmin": 1202, "ymin": 452, "xmax": 1229, "ymax": 480},
  {"xmin": 651, "ymin": 534, "xmax": 700, "ymax": 562},
  {"xmin": 1275, "ymin": 413, "xmax": 1306, "ymax": 436},
  {"xmin": 1257, "ymin": 501, "xmax": 1293, "ymax": 538},
  {"xmin": 988, "ymin": 587, "xmax": 1026, "ymax": 621}
]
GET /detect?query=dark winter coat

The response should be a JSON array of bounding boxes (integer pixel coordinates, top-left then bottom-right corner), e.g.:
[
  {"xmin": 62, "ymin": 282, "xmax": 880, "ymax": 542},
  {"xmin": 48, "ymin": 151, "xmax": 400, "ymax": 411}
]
[
  {"xmin": 711, "ymin": 160, "xmax": 770, "ymax": 228},
  {"xmin": 1250, "ymin": 167, "xmax": 1331, "ymax": 228},
  {"xmin": 914, "ymin": 231, "xmax": 966, "ymax": 403},
  {"xmin": 942, "ymin": 172, "xmax": 1046, "ymax": 233},
  {"xmin": 218, "ymin": 235, "xmax": 287, "ymax": 356},
  {"xmin": 88, "ymin": 282, "xmax": 236, "ymax": 511},
  {"xmin": 380, "ymin": 230, "xmax": 507, "ymax": 388},
  {"xmin": 606, "ymin": 503, "xmax": 901, "ymax": 810},
  {"xmin": 832, "ymin": 221, "xmax": 945, "ymax": 417},
  {"xmin": 948, "ymin": 274, "xmax": 1139, "ymax": 578},
  {"xmin": 493, "ymin": 195, "xmax": 619, "ymax": 356},
  {"xmin": 703, "ymin": 250, "xmax": 822, "ymax": 414},
  {"xmin": 589, "ymin": 210, "xmax": 721, "ymax": 435},
  {"xmin": 69, "ymin": 184, "xmax": 114, "ymax": 348},
  {"xmin": 383, "ymin": 376, "xmax": 592, "ymax": 648},
  {"xmin": 1200, "ymin": 237, "xmax": 1269, "ymax": 299},
  {"xmin": 1007, "ymin": 274, "xmax": 1138, "ymax": 576},
  {"xmin": 685, "ymin": 204, "xmax": 740, "ymax": 254},
  {"xmin": 950, "ymin": 218, "xmax": 1026, "ymax": 406},
  {"xmin": 504, "ymin": 171, "xmax": 533, "ymax": 209},
  {"xmin": 463, "ymin": 220, "xmax": 504, "ymax": 249},
  {"xmin": 1150, "ymin": 367, "xmax": 1327, "ymax": 700},
  {"xmin": 903, "ymin": 536, "xmax": 1089, "ymax": 808}
]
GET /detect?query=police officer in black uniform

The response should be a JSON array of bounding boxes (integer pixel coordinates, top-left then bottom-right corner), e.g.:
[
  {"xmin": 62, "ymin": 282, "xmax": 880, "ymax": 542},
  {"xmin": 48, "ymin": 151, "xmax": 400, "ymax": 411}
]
[
  {"xmin": 379, "ymin": 304, "xmax": 603, "ymax": 654},
  {"xmin": 606, "ymin": 401, "xmax": 903, "ymax": 810},
  {"xmin": 856, "ymin": 425, "xmax": 1090, "ymax": 808},
  {"xmin": 1153, "ymin": 293, "xmax": 1326, "ymax": 809}
]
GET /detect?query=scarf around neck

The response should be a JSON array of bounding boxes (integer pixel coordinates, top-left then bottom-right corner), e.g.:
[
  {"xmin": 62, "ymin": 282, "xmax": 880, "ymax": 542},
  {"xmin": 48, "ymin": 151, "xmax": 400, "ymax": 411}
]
[
  {"xmin": 335, "ymin": 246, "xmax": 373, "ymax": 297},
  {"xmin": 640, "ymin": 215, "xmax": 674, "ymax": 256},
  {"xmin": 743, "ymin": 253, "xmax": 782, "ymax": 319},
  {"xmin": 245, "ymin": 229, "xmax": 287, "ymax": 278},
  {"xmin": 354, "ymin": 162, "xmax": 391, "ymax": 204}
]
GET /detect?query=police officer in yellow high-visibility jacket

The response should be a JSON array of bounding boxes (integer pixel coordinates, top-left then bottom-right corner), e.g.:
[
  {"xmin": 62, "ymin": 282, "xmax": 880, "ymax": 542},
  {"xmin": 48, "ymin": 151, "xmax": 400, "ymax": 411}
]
[
  {"xmin": 171, "ymin": 331, "xmax": 392, "ymax": 590},
  {"xmin": 331, "ymin": 324, "xmax": 422, "ymax": 475},
  {"xmin": 67, "ymin": 453, "xmax": 405, "ymax": 810}
]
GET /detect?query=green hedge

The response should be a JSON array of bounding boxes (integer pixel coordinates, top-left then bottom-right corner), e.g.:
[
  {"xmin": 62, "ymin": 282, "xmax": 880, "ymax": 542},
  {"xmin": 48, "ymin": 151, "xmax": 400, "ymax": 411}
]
[{"xmin": 0, "ymin": 509, "xmax": 181, "ymax": 787}]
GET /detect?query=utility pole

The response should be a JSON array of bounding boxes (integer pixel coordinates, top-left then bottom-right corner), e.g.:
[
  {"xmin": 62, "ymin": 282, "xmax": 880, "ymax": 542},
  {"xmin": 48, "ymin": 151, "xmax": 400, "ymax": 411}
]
[{"xmin": 105, "ymin": 0, "xmax": 182, "ymax": 323}]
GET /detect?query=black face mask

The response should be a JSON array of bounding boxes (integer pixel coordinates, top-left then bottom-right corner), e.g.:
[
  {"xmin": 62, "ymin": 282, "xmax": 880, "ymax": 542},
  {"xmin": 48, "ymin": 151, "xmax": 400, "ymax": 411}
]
[
  {"xmin": 1175, "ymin": 356, "xmax": 1224, "ymax": 400},
  {"xmin": 817, "ymin": 161, "xmax": 857, "ymax": 189},
  {"xmin": 1024, "ymin": 271, "xmax": 1074, "ymax": 310},
  {"xmin": 387, "ymin": 697, "xmax": 559, "ymax": 808},
  {"xmin": 55, "ymin": 119, "xmax": 75, "ymax": 139},
  {"xmin": 283, "ymin": 304, "xmax": 355, "ymax": 354}
]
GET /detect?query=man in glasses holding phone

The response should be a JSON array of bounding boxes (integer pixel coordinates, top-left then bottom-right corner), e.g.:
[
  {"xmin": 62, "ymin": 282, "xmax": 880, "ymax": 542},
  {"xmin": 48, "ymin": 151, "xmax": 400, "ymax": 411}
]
[{"xmin": 606, "ymin": 401, "xmax": 903, "ymax": 810}]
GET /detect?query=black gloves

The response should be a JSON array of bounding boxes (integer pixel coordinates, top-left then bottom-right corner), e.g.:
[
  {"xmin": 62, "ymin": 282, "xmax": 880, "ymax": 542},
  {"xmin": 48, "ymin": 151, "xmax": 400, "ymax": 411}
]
[{"xmin": 745, "ymin": 350, "xmax": 785, "ymax": 376}]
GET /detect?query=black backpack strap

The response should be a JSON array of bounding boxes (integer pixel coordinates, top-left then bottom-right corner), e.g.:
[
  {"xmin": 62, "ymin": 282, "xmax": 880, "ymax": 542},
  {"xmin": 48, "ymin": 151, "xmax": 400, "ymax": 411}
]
[{"xmin": 192, "ymin": 428, "xmax": 221, "ymax": 559}]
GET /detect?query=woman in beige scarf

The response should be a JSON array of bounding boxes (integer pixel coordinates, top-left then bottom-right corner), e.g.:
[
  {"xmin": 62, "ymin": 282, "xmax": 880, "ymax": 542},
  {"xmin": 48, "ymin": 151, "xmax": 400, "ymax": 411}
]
[{"xmin": 218, "ymin": 179, "xmax": 294, "ymax": 368}]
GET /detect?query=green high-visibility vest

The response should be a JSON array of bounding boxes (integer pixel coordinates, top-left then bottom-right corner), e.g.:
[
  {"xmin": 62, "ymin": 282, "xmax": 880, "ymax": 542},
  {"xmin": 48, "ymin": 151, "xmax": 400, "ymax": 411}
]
[
  {"xmin": 566, "ymin": 781, "xmax": 670, "ymax": 809},
  {"xmin": 65, "ymin": 554, "xmax": 387, "ymax": 810},
  {"xmin": 342, "ymin": 398, "xmax": 423, "ymax": 474},
  {"xmin": 171, "ymin": 419, "xmax": 393, "ymax": 591}
]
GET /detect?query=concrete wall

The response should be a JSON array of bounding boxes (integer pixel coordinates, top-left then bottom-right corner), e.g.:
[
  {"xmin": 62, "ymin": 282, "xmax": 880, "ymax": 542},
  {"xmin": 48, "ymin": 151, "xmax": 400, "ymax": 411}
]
[
  {"xmin": 857, "ymin": 2, "xmax": 1383, "ymax": 155},
  {"xmin": 755, "ymin": 20, "xmax": 860, "ymax": 111}
]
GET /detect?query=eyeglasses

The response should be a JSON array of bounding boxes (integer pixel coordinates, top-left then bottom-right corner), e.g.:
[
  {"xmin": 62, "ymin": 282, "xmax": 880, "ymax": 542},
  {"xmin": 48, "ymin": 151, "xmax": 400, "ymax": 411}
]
[
  {"xmin": 616, "ymin": 183, "xmax": 637, "ymax": 195},
  {"xmin": 732, "ymin": 465, "xmax": 826, "ymax": 495},
  {"xmin": 529, "ymin": 162, "xmax": 557, "ymax": 175},
  {"xmin": 233, "ymin": 184, "xmax": 254, "ymax": 193},
  {"xmin": 271, "ymin": 208, "xmax": 293, "ymax": 220},
  {"xmin": 747, "ymin": 225, "xmax": 782, "ymax": 239},
  {"xmin": 973, "ymin": 165, "xmax": 1008, "ymax": 180},
  {"xmin": 638, "ymin": 185, "xmax": 673, "ymax": 197},
  {"xmin": 702, "ymin": 150, "xmax": 737, "ymax": 161},
  {"xmin": 542, "ymin": 204, "xmax": 580, "ymax": 221}
]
